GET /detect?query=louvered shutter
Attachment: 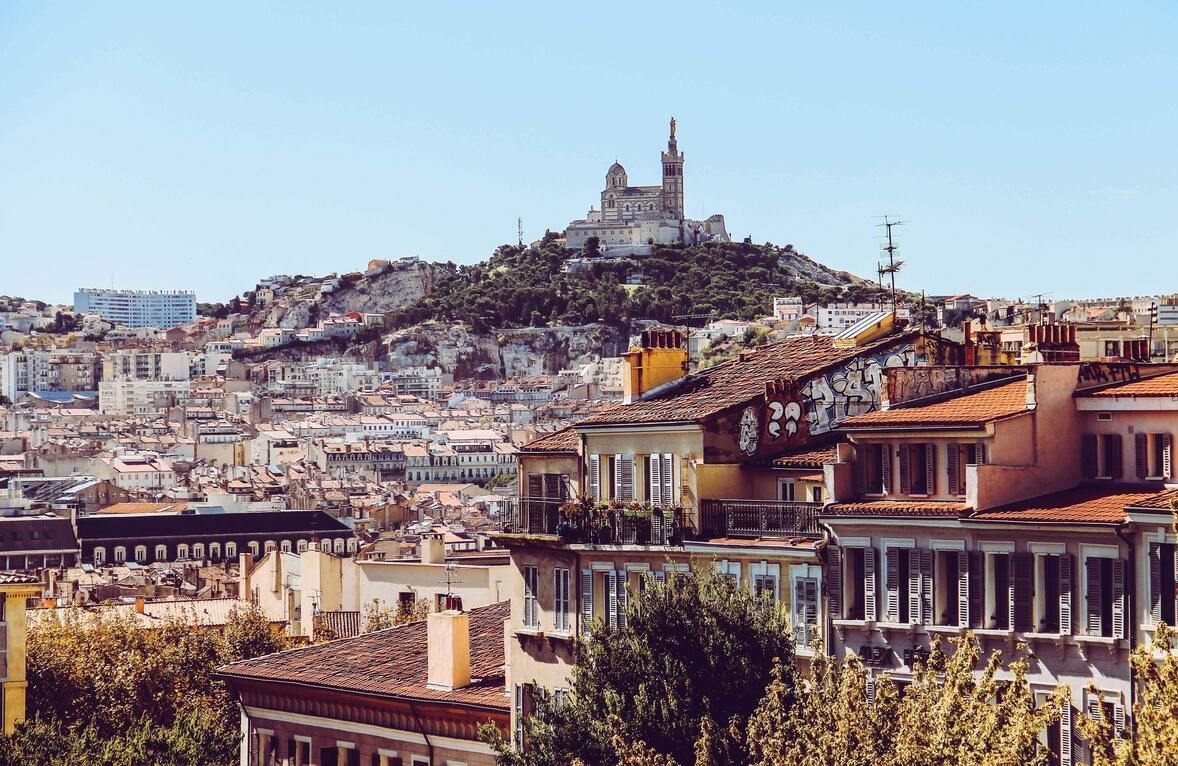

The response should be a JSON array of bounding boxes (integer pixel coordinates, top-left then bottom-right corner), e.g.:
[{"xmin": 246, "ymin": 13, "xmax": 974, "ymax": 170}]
[
  {"xmin": 662, "ymin": 454, "xmax": 674, "ymax": 504},
  {"xmin": 908, "ymin": 548, "xmax": 922, "ymax": 623},
  {"xmin": 924, "ymin": 445, "xmax": 936, "ymax": 495},
  {"xmin": 1112, "ymin": 559, "xmax": 1126, "ymax": 639},
  {"xmin": 616, "ymin": 454, "xmax": 635, "ymax": 502},
  {"xmin": 1164, "ymin": 434, "xmax": 1173, "ymax": 479},
  {"xmin": 1011, "ymin": 552, "xmax": 1033, "ymax": 631},
  {"xmin": 794, "ymin": 578, "xmax": 808, "ymax": 646},
  {"xmin": 803, "ymin": 578, "xmax": 818, "ymax": 644},
  {"xmin": 865, "ymin": 673, "xmax": 876, "ymax": 705},
  {"xmin": 827, "ymin": 546, "xmax": 842, "ymax": 619},
  {"xmin": 527, "ymin": 473, "xmax": 543, "ymax": 498},
  {"xmin": 616, "ymin": 570, "xmax": 628, "ymax": 631},
  {"xmin": 607, "ymin": 570, "xmax": 618, "ymax": 630},
  {"xmin": 1086, "ymin": 558, "xmax": 1102, "ymax": 635},
  {"xmin": 885, "ymin": 548, "xmax": 901, "ymax": 622},
  {"xmin": 854, "ymin": 446, "xmax": 867, "ymax": 495},
  {"xmin": 969, "ymin": 551, "xmax": 983, "ymax": 627},
  {"xmin": 1060, "ymin": 701, "xmax": 1073, "ymax": 766},
  {"xmin": 1087, "ymin": 694, "xmax": 1103, "ymax": 722},
  {"xmin": 588, "ymin": 455, "xmax": 600, "ymax": 500},
  {"xmin": 1114, "ymin": 703, "xmax": 1126, "ymax": 737},
  {"xmin": 881, "ymin": 446, "xmax": 892, "ymax": 494},
  {"xmin": 957, "ymin": 551, "xmax": 970, "ymax": 627},
  {"xmin": 1150, "ymin": 543, "xmax": 1163, "ymax": 622},
  {"xmin": 654, "ymin": 570, "xmax": 666, "ymax": 585},
  {"xmin": 920, "ymin": 548, "xmax": 933, "ymax": 623},
  {"xmin": 863, "ymin": 547, "xmax": 877, "ymax": 621},
  {"xmin": 898, "ymin": 445, "xmax": 911, "ymax": 495},
  {"xmin": 1136, "ymin": 433, "xmax": 1148, "ymax": 478},
  {"xmin": 1081, "ymin": 434, "xmax": 1098, "ymax": 478},
  {"xmin": 977, "ymin": 443, "xmax": 986, "ymax": 464},
  {"xmin": 580, "ymin": 569, "xmax": 593, "ymax": 636},
  {"xmin": 947, "ymin": 443, "xmax": 961, "ymax": 496},
  {"xmin": 1059, "ymin": 553, "xmax": 1073, "ymax": 634},
  {"xmin": 648, "ymin": 454, "xmax": 662, "ymax": 506},
  {"xmin": 1108, "ymin": 434, "xmax": 1123, "ymax": 479}
]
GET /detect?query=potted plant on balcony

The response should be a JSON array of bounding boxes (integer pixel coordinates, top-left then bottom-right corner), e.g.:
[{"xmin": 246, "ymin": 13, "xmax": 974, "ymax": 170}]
[
  {"xmin": 557, "ymin": 498, "xmax": 591, "ymax": 543},
  {"xmin": 621, "ymin": 502, "xmax": 653, "ymax": 544}
]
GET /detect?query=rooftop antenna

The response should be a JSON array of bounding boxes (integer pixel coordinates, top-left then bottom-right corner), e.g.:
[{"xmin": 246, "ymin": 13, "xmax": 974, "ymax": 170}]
[
  {"xmin": 875, "ymin": 216, "xmax": 906, "ymax": 312},
  {"xmin": 517, "ymin": 217, "xmax": 524, "ymax": 248}
]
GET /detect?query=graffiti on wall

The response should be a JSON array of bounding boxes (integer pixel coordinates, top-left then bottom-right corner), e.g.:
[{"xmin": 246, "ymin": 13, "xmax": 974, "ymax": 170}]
[
  {"xmin": 885, "ymin": 365, "xmax": 1023, "ymax": 406},
  {"xmin": 764, "ymin": 379, "xmax": 807, "ymax": 445},
  {"xmin": 800, "ymin": 345, "xmax": 918, "ymax": 436}
]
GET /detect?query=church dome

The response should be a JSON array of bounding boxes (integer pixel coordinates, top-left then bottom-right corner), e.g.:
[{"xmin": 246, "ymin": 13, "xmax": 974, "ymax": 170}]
[
  {"xmin": 606, "ymin": 162, "xmax": 627, "ymax": 188},
  {"xmin": 608, "ymin": 161, "xmax": 626, "ymax": 175}
]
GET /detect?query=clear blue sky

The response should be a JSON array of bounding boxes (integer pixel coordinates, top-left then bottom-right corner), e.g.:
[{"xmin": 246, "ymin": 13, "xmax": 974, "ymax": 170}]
[{"xmin": 2, "ymin": 2, "xmax": 1175, "ymax": 305}]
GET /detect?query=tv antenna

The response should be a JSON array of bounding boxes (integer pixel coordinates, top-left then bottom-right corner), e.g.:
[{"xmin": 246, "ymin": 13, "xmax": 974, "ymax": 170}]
[
  {"xmin": 517, "ymin": 217, "xmax": 524, "ymax": 248},
  {"xmin": 875, "ymin": 216, "xmax": 906, "ymax": 312}
]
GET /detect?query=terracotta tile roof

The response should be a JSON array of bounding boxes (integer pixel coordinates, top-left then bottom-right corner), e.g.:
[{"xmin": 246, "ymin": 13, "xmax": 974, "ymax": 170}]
[
  {"xmin": 971, "ymin": 486, "xmax": 1158, "ymax": 524},
  {"xmin": 0, "ymin": 572, "xmax": 41, "ymax": 585},
  {"xmin": 766, "ymin": 444, "xmax": 839, "ymax": 468},
  {"xmin": 520, "ymin": 425, "xmax": 579, "ymax": 454},
  {"xmin": 823, "ymin": 500, "xmax": 968, "ymax": 518},
  {"xmin": 315, "ymin": 610, "xmax": 363, "ymax": 639},
  {"xmin": 839, "ymin": 379, "xmax": 1028, "ymax": 429},
  {"xmin": 217, "ymin": 602, "xmax": 509, "ymax": 710},
  {"xmin": 1078, "ymin": 371, "xmax": 1178, "ymax": 398},
  {"xmin": 1124, "ymin": 488, "xmax": 1178, "ymax": 512},
  {"xmin": 579, "ymin": 333, "xmax": 918, "ymax": 426}
]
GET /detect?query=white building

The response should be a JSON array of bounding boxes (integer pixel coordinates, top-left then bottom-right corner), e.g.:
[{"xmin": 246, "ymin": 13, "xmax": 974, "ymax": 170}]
[
  {"xmin": 808, "ymin": 301, "xmax": 886, "ymax": 334},
  {"xmin": 98, "ymin": 379, "xmax": 191, "ymax": 416},
  {"xmin": 73, "ymin": 288, "xmax": 196, "ymax": 329}
]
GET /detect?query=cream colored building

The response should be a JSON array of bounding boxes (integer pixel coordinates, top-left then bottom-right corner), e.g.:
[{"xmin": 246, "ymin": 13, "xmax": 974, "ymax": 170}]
[{"xmin": 1, "ymin": 573, "xmax": 43, "ymax": 733}]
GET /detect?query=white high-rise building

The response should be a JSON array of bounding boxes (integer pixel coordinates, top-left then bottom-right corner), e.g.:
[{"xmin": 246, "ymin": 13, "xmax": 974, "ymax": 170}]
[{"xmin": 73, "ymin": 288, "xmax": 196, "ymax": 328}]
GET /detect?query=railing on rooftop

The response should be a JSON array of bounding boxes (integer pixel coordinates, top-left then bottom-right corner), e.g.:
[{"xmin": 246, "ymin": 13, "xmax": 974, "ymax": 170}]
[
  {"xmin": 502, "ymin": 498, "xmax": 687, "ymax": 546},
  {"xmin": 698, "ymin": 499, "xmax": 823, "ymax": 539}
]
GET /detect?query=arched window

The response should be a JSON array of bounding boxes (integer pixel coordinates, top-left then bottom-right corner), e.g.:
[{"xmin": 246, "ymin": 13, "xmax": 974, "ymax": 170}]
[
  {"xmin": 155, "ymin": 544, "xmax": 168, "ymax": 562},
  {"xmin": 346, "ymin": 538, "xmax": 358, "ymax": 553},
  {"xmin": 134, "ymin": 546, "xmax": 147, "ymax": 563},
  {"xmin": 264, "ymin": 540, "xmax": 276, "ymax": 554},
  {"xmin": 333, "ymin": 538, "xmax": 345, "ymax": 554},
  {"xmin": 176, "ymin": 544, "xmax": 190, "ymax": 560},
  {"xmin": 248, "ymin": 541, "xmax": 260, "ymax": 557},
  {"xmin": 93, "ymin": 547, "xmax": 106, "ymax": 566},
  {"xmin": 113, "ymin": 546, "xmax": 126, "ymax": 564},
  {"xmin": 209, "ymin": 542, "xmax": 222, "ymax": 561},
  {"xmin": 192, "ymin": 543, "xmax": 206, "ymax": 561},
  {"xmin": 226, "ymin": 542, "xmax": 239, "ymax": 560},
  {"xmin": 297, "ymin": 539, "xmax": 309, "ymax": 553},
  {"xmin": 280, "ymin": 540, "xmax": 292, "ymax": 553}
]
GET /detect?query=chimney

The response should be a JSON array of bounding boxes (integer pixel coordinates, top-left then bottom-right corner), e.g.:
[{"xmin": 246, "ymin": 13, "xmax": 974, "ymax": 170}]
[
  {"xmin": 427, "ymin": 609, "xmax": 471, "ymax": 691},
  {"xmin": 621, "ymin": 330, "xmax": 689, "ymax": 404},
  {"xmin": 421, "ymin": 532, "xmax": 446, "ymax": 565},
  {"xmin": 238, "ymin": 552, "xmax": 254, "ymax": 601},
  {"xmin": 134, "ymin": 596, "xmax": 146, "ymax": 614}
]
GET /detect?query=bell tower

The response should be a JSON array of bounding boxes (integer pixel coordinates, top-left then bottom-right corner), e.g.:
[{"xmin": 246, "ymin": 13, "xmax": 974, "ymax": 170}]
[{"xmin": 661, "ymin": 116, "xmax": 684, "ymax": 219}]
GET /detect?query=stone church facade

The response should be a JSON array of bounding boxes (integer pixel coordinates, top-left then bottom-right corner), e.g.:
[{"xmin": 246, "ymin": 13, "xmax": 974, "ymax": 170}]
[{"xmin": 565, "ymin": 119, "xmax": 729, "ymax": 254}]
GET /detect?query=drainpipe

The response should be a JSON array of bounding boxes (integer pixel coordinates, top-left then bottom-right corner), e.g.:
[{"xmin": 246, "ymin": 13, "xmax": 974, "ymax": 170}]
[
  {"xmin": 407, "ymin": 698, "xmax": 434, "ymax": 764},
  {"xmin": 1114, "ymin": 523, "xmax": 1136, "ymax": 734}
]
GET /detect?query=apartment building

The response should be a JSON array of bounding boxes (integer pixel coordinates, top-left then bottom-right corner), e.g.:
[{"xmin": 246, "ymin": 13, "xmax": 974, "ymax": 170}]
[
  {"xmin": 497, "ymin": 321, "xmax": 960, "ymax": 743},
  {"xmin": 98, "ymin": 350, "xmax": 192, "ymax": 416},
  {"xmin": 0, "ymin": 350, "xmax": 99, "ymax": 401},
  {"xmin": 822, "ymin": 362, "xmax": 1178, "ymax": 764},
  {"xmin": 73, "ymin": 288, "xmax": 195, "ymax": 329}
]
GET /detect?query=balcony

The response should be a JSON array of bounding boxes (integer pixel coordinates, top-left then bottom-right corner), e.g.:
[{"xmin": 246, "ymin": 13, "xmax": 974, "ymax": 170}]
[
  {"xmin": 698, "ymin": 499, "xmax": 823, "ymax": 539},
  {"xmin": 502, "ymin": 498, "xmax": 687, "ymax": 546}
]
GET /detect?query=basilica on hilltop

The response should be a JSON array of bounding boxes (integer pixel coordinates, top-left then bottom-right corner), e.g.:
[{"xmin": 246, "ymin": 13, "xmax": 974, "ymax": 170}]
[{"xmin": 564, "ymin": 118, "xmax": 729, "ymax": 254}]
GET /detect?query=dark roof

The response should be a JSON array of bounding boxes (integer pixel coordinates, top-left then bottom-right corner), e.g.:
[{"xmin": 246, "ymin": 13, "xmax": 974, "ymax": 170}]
[
  {"xmin": 519, "ymin": 425, "xmax": 579, "ymax": 454},
  {"xmin": 0, "ymin": 516, "xmax": 79, "ymax": 552},
  {"xmin": 970, "ymin": 486, "xmax": 1158, "ymax": 524},
  {"xmin": 218, "ymin": 602, "xmax": 510, "ymax": 710},
  {"xmin": 580, "ymin": 332, "xmax": 918, "ymax": 427},
  {"xmin": 839, "ymin": 379, "xmax": 1028, "ymax": 429},
  {"xmin": 76, "ymin": 510, "xmax": 351, "ymax": 541}
]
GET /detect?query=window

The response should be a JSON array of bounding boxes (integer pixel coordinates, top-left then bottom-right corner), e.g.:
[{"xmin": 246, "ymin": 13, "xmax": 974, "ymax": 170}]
[
  {"xmin": 899, "ymin": 444, "xmax": 935, "ymax": 495},
  {"xmin": 884, "ymin": 546, "xmax": 914, "ymax": 623},
  {"xmin": 933, "ymin": 550, "xmax": 960, "ymax": 626},
  {"xmin": 1135, "ymin": 432, "xmax": 1172, "ymax": 479},
  {"xmin": 154, "ymin": 544, "xmax": 168, "ymax": 561},
  {"xmin": 859, "ymin": 444, "xmax": 890, "ymax": 494},
  {"xmin": 948, "ymin": 442, "xmax": 988, "ymax": 495},
  {"xmin": 176, "ymin": 544, "xmax": 190, "ymax": 560},
  {"xmin": 209, "ymin": 542, "xmax": 221, "ymax": 561},
  {"xmin": 1150, "ymin": 542, "xmax": 1177, "ymax": 626},
  {"xmin": 987, "ymin": 553, "xmax": 1011, "ymax": 629},
  {"xmin": 523, "ymin": 565, "xmax": 539, "ymax": 628},
  {"xmin": 1082, "ymin": 434, "xmax": 1124, "ymax": 479},
  {"xmin": 93, "ymin": 547, "xmax": 106, "ymax": 565},
  {"xmin": 192, "ymin": 543, "xmax": 205, "ymax": 560},
  {"xmin": 645, "ymin": 453, "xmax": 674, "ymax": 506},
  {"xmin": 226, "ymin": 542, "xmax": 238, "ymax": 559},
  {"xmin": 833, "ymin": 547, "xmax": 874, "ymax": 621},
  {"xmin": 753, "ymin": 563, "xmax": 780, "ymax": 602},
  {"xmin": 778, "ymin": 479, "xmax": 796, "ymax": 501},
  {"xmin": 810, "ymin": 485, "xmax": 824, "ymax": 503},
  {"xmin": 113, "ymin": 546, "xmax": 126, "ymax": 564},
  {"xmin": 1086, "ymin": 556, "xmax": 1127, "ymax": 638},
  {"xmin": 553, "ymin": 568, "xmax": 570, "ymax": 632},
  {"xmin": 611, "ymin": 454, "xmax": 635, "ymax": 501},
  {"xmin": 134, "ymin": 546, "xmax": 147, "ymax": 564}
]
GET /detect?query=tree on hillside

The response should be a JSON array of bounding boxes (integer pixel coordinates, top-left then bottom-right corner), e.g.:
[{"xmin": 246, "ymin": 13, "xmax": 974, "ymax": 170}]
[{"xmin": 481, "ymin": 566, "xmax": 797, "ymax": 766}]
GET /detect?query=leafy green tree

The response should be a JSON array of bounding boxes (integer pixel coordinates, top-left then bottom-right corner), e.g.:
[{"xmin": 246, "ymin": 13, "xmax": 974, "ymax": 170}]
[{"xmin": 483, "ymin": 566, "xmax": 796, "ymax": 766}]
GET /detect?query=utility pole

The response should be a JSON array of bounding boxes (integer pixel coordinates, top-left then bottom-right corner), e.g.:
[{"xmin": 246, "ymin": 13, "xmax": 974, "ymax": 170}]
[
  {"xmin": 876, "ymin": 216, "xmax": 905, "ymax": 312},
  {"xmin": 1149, "ymin": 302, "xmax": 1158, "ymax": 360}
]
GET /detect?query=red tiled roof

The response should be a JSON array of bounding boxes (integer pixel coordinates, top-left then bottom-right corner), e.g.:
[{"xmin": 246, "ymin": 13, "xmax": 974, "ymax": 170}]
[
  {"xmin": 579, "ymin": 333, "xmax": 918, "ymax": 426},
  {"xmin": 839, "ymin": 379, "xmax": 1028, "ymax": 429},
  {"xmin": 823, "ymin": 500, "xmax": 968, "ymax": 518},
  {"xmin": 1124, "ymin": 488, "xmax": 1178, "ymax": 512},
  {"xmin": 971, "ymin": 486, "xmax": 1158, "ymax": 524},
  {"xmin": 520, "ymin": 425, "xmax": 579, "ymax": 453},
  {"xmin": 767, "ymin": 444, "xmax": 838, "ymax": 468},
  {"xmin": 217, "ymin": 602, "xmax": 509, "ymax": 710},
  {"xmin": 0, "ymin": 572, "xmax": 41, "ymax": 585},
  {"xmin": 1078, "ymin": 371, "xmax": 1178, "ymax": 398}
]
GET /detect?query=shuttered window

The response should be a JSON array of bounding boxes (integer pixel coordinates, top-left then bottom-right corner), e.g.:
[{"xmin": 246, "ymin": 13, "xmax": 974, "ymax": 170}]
[
  {"xmin": 612, "ymin": 454, "xmax": 635, "ymax": 502},
  {"xmin": 553, "ymin": 568, "xmax": 570, "ymax": 632},
  {"xmin": 1085, "ymin": 557, "xmax": 1127, "ymax": 639},
  {"xmin": 1149, "ymin": 542, "xmax": 1177, "ymax": 625},
  {"xmin": 522, "ymin": 565, "xmax": 539, "ymax": 628},
  {"xmin": 793, "ymin": 576, "xmax": 819, "ymax": 648},
  {"xmin": 580, "ymin": 569, "xmax": 593, "ymax": 636},
  {"xmin": 587, "ymin": 455, "xmax": 601, "ymax": 500},
  {"xmin": 645, "ymin": 453, "xmax": 675, "ymax": 506}
]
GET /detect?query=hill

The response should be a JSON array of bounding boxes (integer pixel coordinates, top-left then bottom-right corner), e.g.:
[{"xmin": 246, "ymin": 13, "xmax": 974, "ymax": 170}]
[{"xmin": 385, "ymin": 233, "xmax": 875, "ymax": 332}]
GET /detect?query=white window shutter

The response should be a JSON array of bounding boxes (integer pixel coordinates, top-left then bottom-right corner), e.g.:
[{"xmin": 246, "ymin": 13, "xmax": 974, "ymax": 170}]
[
  {"xmin": 607, "ymin": 570, "xmax": 618, "ymax": 630},
  {"xmin": 1114, "ymin": 703, "xmax": 1126, "ymax": 737},
  {"xmin": 1164, "ymin": 434, "xmax": 1173, "ymax": 479},
  {"xmin": 580, "ymin": 568, "xmax": 593, "ymax": 636},
  {"xmin": 863, "ymin": 547, "xmax": 877, "ymax": 621},
  {"xmin": 885, "ymin": 548, "xmax": 901, "ymax": 622},
  {"xmin": 588, "ymin": 455, "xmax": 600, "ymax": 501},
  {"xmin": 616, "ymin": 569, "xmax": 628, "ymax": 631},
  {"xmin": 908, "ymin": 548, "xmax": 922, "ymax": 624},
  {"xmin": 1059, "ymin": 553, "xmax": 1073, "ymax": 635},
  {"xmin": 662, "ymin": 453, "xmax": 674, "ymax": 504},
  {"xmin": 616, "ymin": 454, "xmax": 635, "ymax": 502},
  {"xmin": 957, "ymin": 550, "xmax": 970, "ymax": 627},
  {"xmin": 648, "ymin": 454, "xmax": 662, "ymax": 506},
  {"xmin": 1112, "ymin": 559, "xmax": 1126, "ymax": 640},
  {"xmin": 1059, "ymin": 700, "xmax": 1073, "ymax": 766},
  {"xmin": 865, "ymin": 673, "xmax": 876, "ymax": 705},
  {"xmin": 920, "ymin": 548, "xmax": 933, "ymax": 624},
  {"xmin": 793, "ymin": 578, "xmax": 807, "ymax": 646}
]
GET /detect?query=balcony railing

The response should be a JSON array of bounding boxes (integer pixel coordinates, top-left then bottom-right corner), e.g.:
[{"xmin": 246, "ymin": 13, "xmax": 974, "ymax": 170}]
[
  {"xmin": 502, "ymin": 498, "xmax": 687, "ymax": 546},
  {"xmin": 699, "ymin": 499, "xmax": 823, "ymax": 539}
]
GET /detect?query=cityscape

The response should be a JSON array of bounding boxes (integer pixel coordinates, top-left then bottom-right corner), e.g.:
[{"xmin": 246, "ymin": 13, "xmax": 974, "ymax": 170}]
[{"xmin": 2, "ymin": 4, "xmax": 1177, "ymax": 766}]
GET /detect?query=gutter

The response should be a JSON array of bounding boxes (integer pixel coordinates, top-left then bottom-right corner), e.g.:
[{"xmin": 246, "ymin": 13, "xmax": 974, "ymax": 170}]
[{"xmin": 407, "ymin": 698, "xmax": 435, "ymax": 765}]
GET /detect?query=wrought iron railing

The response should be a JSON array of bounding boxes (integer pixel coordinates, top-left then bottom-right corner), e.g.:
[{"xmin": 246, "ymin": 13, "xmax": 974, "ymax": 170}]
[
  {"xmin": 698, "ymin": 499, "xmax": 823, "ymax": 539},
  {"xmin": 501, "ymin": 499, "xmax": 687, "ymax": 546}
]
